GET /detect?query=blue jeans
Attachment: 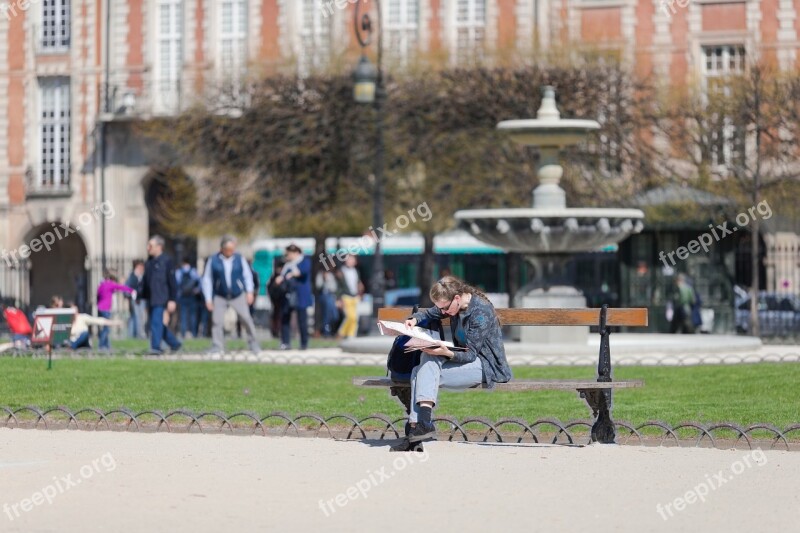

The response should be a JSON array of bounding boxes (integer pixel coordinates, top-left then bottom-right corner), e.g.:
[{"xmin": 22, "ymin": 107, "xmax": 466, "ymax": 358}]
[
  {"xmin": 149, "ymin": 305, "xmax": 181, "ymax": 352},
  {"xmin": 98, "ymin": 310, "xmax": 112, "ymax": 349},
  {"xmin": 319, "ymin": 292, "xmax": 339, "ymax": 336},
  {"xmin": 70, "ymin": 331, "xmax": 91, "ymax": 350},
  {"xmin": 281, "ymin": 305, "xmax": 309, "ymax": 349},
  {"xmin": 179, "ymin": 297, "xmax": 198, "ymax": 337},
  {"xmin": 198, "ymin": 302, "xmax": 210, "ymax": 337},
  {"xmin": 409, "ymin": 354, "xmax": 484, "ymax": 423},
  {"xmin": 128, "ymin": 300, "xmax": 147, "ymax": 338}
]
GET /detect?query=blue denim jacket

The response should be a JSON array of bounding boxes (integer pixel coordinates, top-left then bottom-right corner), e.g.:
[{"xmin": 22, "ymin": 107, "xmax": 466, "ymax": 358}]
[{"xmin": 412, "ymin": 295, "xmax": 513, "ymax": 388}]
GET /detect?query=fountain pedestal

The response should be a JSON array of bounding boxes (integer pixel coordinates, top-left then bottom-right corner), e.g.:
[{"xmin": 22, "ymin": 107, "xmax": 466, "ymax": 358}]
[{"xmin": 520, "ymin": 287, "xmax": 588, "ymax": 344}]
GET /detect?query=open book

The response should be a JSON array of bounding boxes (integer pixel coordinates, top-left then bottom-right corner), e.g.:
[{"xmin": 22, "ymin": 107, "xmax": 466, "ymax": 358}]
[{"xmin": 377, "ymin": 320, "xmax": 468, "ymax": 353}]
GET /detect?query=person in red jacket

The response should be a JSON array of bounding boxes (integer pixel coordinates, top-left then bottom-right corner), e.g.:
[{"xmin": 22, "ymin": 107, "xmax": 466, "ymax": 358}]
[{"xmin": 2, "ymin": 305, "xmax": 33, "ymax": 350}]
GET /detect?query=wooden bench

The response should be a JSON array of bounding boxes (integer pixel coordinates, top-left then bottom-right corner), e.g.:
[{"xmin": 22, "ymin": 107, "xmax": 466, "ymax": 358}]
[{"xmin": 353, "ymin": 304, "xmax": 647, "ymax": 444}]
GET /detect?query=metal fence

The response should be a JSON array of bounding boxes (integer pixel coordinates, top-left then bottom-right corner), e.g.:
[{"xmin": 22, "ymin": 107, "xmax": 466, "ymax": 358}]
[{"xmin": 2, "ymin": 406, "xmax": 798, "ymax": 450}]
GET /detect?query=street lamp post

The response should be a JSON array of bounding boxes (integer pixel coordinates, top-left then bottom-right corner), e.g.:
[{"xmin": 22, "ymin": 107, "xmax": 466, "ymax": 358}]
[{"xmin": 353, "ymin": 0, "xmax": 386, "ymax": 319}]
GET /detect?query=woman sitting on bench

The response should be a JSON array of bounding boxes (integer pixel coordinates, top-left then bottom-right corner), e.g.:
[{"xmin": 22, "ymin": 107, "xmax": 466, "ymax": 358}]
[{"xmin": 398, "ymin": 276, "xmax": 512, "ymax": 448}]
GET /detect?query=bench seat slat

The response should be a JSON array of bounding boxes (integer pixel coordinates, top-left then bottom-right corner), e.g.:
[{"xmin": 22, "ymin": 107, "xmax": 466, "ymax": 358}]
[
  {"xmin": 352, "ymin": 377, "xmax": 643, "ymax": 390},
  {"xmin": 376, "ymin": 307, "xmax": 648, "ymax": 327}
]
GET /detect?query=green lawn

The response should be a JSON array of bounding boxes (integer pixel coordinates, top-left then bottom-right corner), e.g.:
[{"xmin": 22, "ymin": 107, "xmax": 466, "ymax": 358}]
[
  {"xmin": 97, "ymin": 337, "xmax": 340, "ymax": 354},
  {"xmin": 1, "ymin": 358, "xmax": 797, "ymax": 428}
]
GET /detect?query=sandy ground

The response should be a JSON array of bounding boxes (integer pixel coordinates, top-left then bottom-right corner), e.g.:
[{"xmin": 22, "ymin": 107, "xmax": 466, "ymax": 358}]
[{"xmin": 1, "ymin": 429, "xmax": 798, "ymax": 533}]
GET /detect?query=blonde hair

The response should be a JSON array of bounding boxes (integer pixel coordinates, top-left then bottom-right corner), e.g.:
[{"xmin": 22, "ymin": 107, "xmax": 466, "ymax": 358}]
[{"xmin": 429, "ymin": 276, "xmax": 488, "ymax": 303}]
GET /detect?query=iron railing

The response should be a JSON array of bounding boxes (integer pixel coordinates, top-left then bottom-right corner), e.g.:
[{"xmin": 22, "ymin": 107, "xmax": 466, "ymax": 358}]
[{"xmin": 2, "ymin": 406, "xmax": 798, "ymax": 450}]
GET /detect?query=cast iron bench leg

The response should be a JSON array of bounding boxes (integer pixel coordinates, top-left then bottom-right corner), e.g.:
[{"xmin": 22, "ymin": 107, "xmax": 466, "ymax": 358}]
[
  {"xmin": 580, "ymin": 388, "xmax": 615, "ymax": 444},
  {"xmin": 583, "ymin": 304, "xmax": 616, "ymax": 444}
]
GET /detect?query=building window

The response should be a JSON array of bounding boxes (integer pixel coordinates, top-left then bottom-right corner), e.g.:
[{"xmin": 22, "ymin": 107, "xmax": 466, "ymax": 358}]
[
  {"xmin": 703, "ymin": 45, "xmax": 745, "ymax": 94},
  {"xmin": 702, "ymin": 45, "xmax": 746, "ymax": 169},
  {"xmin": 385, "ymin": 0, "xmax": 418, "ymax": 68},
  {"xmin": 298, "ymin": 0, "xmax": 332, "ymax": 75},
  {"xmin": 219, "ymin": 0, "xmax": 247, "ymax": 74},
  {"xmin": 454, "ymin": 0, "xmax": 486, "ymax": 65},
  {"xmin": 41, "ymin": 0, "xmax": 71, "ymax": 51},
  {"xmin": 38, "ymin": 78, "xmax": 71, "ymax": 191},
  {"xmin": 155, "ymin": 0, "xmax": 183, "ymax": 113},
  {"xmin": 216, "ymin": 0, "xmax": 248, "ymax": 107}
]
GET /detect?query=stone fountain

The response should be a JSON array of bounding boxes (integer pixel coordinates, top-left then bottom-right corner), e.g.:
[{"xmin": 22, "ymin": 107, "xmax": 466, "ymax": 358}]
[{"xmin": 454, "ymin": 86, "xmax": 645, "ymax": 344}]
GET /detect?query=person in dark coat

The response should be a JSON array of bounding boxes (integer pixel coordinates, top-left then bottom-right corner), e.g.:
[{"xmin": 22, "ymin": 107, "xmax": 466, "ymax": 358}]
[
  {"xmin": 140, "ymin": 235, "xmax": 182, "ymax": 355},
  {"xmin": 266, "ymin": 261, "xmax": 285, "ymax": 339},
  {"xmin": 125, "ymin": 260, "xmax": 146, "ymax": 338},
  {"xmin": 274, "ymin": 244, "xmax": 313, "ymax": 350}
]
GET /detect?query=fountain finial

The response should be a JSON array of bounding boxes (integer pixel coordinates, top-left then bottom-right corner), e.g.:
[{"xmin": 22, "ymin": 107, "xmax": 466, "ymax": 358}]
[{"xmin": 536, "ymin": 86, "xmax": 561, "ymax": 121}]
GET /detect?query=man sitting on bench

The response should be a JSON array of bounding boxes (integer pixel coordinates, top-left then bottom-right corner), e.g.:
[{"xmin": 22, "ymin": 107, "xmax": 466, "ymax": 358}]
[{"xmin": 395, "ymin": 276, "xmax": 512, "ymax": 451}]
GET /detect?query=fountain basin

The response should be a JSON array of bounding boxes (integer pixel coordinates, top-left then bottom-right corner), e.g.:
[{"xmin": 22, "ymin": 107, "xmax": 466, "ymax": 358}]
[
  {"xmin": 497, "ymin": 119, "xmax": 601, "ymax": 147},
  {"xmin": 455, "ymin": 208, "xmax": 645, "ymax": 254}
]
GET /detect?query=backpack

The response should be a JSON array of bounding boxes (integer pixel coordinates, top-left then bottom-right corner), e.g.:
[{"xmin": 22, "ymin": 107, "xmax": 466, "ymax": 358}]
[
  {"xmin": 386, "ymin": 306, "xmax": 444, "ymax": 414},
  {"xmin": 179, "ymin": 272, "xmax": 198, "ymax": 298}
]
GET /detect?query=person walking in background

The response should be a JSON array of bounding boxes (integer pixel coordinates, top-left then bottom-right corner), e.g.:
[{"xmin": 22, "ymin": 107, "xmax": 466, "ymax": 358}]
[
  {"xmin": 141, "ymin": 235, "xmax": 182, "ymax": 355},
  {"xmin": 337, "ymin": 254, "xmax": 363, "ymax": 339},
  {"xmin": 125, "ymin": 260, "xmax": 147, "ymax": 338},
  {"xmin": 237, "ymin": 257, "xmax": 260, "ymax": 338},
  {"xmin": 275, "ymin": 244, "xmax": 312, "ymax": 350},
  {"xmin": 266, "ymin": 261, "xmax": 285, "ymax": 339},
  {"xmin": 201, "ymin": 236, "xmax": 260, "ymax": 355},
  {"xmin": 316, "ymin": 268, "xmax": 340, "ymax": 338},
  {"xmin": 176, "ymin": 259, "xmax": 201, "ymax": 338},
  {"xmin": 96, "ymin": 269, "xmax": 134, "ymax": 351},
  {"xmin": 670, "ymin": 273, "xmax": 697, "ymax": 334}
]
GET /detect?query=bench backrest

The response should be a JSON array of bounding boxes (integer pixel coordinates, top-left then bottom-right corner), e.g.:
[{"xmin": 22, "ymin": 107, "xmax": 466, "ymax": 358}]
[{"xmin": 377, "ymin": 307, "xmax": 648, "ymax": 327}]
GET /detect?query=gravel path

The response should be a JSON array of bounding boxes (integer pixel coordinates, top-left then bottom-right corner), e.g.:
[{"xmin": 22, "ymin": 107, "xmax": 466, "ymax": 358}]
[{"xmin": 1, "ymin": 428, "xmax": 798, "ymax": 532}]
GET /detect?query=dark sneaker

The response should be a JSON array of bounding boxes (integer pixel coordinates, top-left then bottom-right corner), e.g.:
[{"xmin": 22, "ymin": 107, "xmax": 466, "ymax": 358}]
[
  {"xmin": 390, "ymin": 437, "xmax": 425, "ymax": 453},
  {"xmin": 170, "ymin": 343, "xmax": 183, "ymax": 354},
  {"xmin": 147, "ymin": 349, "xmax": 164, "ymax": 356},
  {"xmin": 407, "ymin": 422, "xmax": 437, "ymax": 443}
]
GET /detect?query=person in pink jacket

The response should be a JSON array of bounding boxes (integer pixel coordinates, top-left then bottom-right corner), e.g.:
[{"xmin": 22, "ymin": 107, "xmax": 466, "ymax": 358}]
[{"xmin": 96, "ymin": 269, "xmax": 134, "ymax": 350}]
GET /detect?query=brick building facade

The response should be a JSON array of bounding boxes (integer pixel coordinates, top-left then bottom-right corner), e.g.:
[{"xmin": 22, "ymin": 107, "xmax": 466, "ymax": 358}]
[{"xmin": 0, "ymin": 0, "xmax": 797, "ymax": 307}]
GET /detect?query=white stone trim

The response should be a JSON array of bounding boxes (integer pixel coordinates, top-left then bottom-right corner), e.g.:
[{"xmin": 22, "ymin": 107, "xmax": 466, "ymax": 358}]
[
  {"xmin": 567, "ymin": 0, "xmax": 581, "ymax": 44},
  {"xmin": 775, "ymin": 0, "xmax": 797, "ymax": 69},
  {"xmin": 620, "ymin": 0, "xmax": 636, "ymax": 66},
  {"xmin": 0, "ymin": 12, "xmax": 9, "ymax": 207},
  {"xmin": 651, "ymin": 0, "xmax": 672, "ymax": 81},
  {"xmin": 687, "ymin": 0, "xmax": 702, "ymax": 81},
  {"xmin": 419, "ymin": 0, "xmax": 433, "ymax": 53},
  {"xmin": 745, "ymin": 0, "xmax": 761, "ymax": 63},
  {"xmin": 277, "ymin": 0, "xmax": 294, "ymax": 61},
  {"xmin": 113, "ymin": 1, "xmax": 131, "ymax": 73},
  {"xmin": 248, "ymin": 0, "xmax": 261, "ymax": 66}
]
